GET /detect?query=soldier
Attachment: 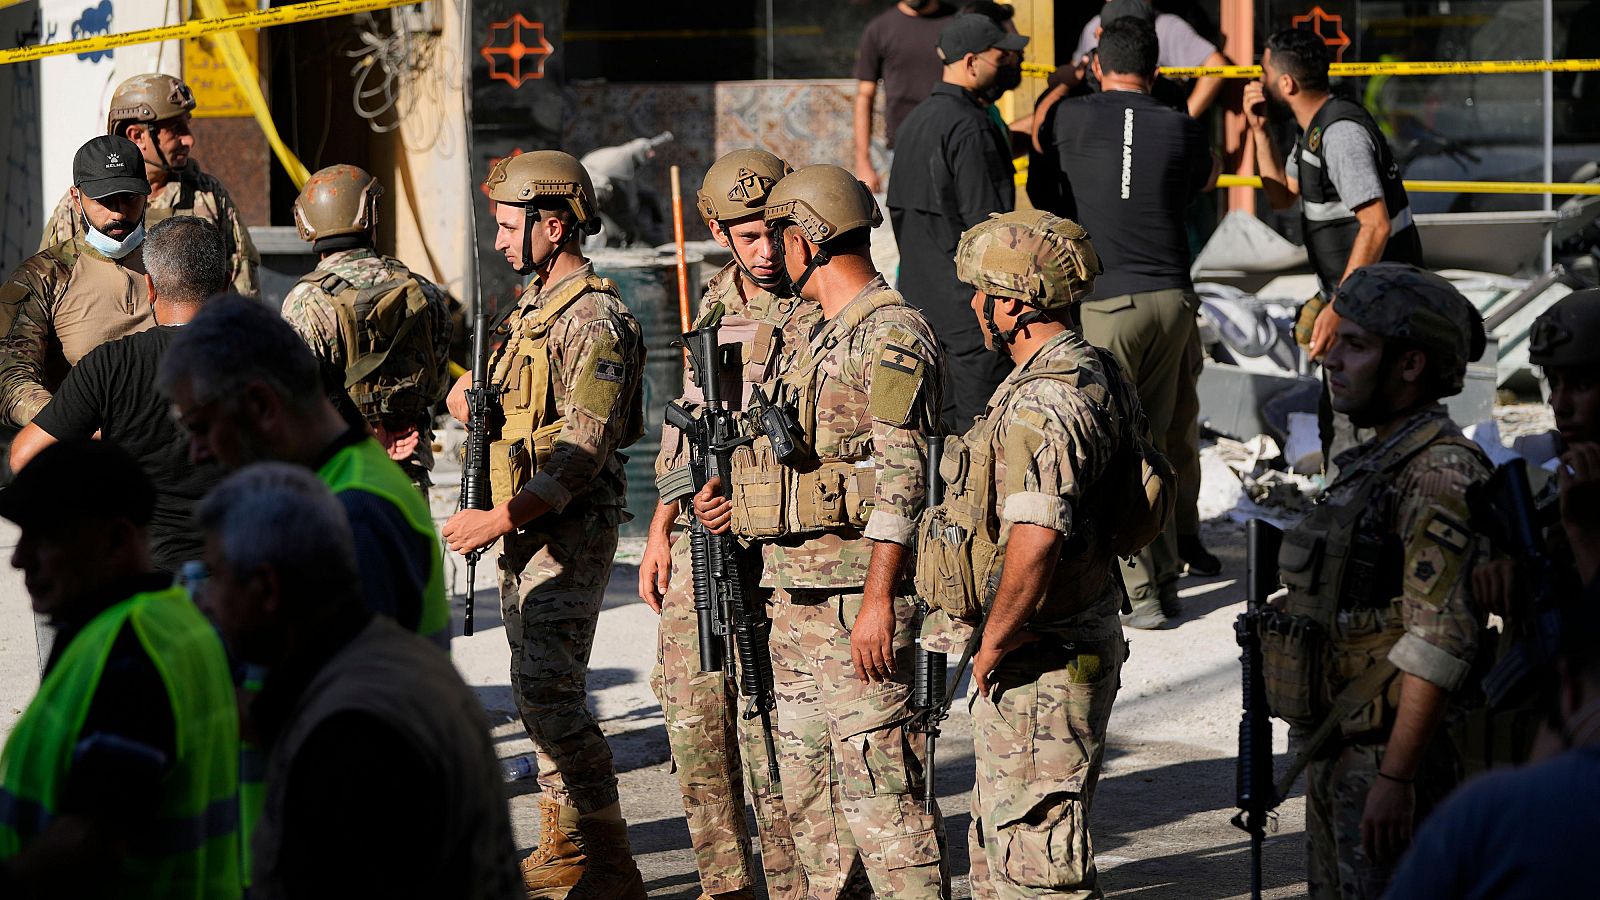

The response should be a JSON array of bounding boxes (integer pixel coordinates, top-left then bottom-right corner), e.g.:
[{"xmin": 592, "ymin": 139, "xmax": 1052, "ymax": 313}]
[
  {"xmin": 1262, "ymin": 263, "xmax": 1491, "ymax": 898},
  {"xmin": 441, "ymin": 150, "xmax": 648, "ymax": 899},
  {"xmin": 0, "ymin": 135, "xmax": 155, "ymax": 428},
  {"xmin": 693, "ymin": 164, "xmax": 947, "ymax": 898},
  {"xmin": 639, "ymin": 149, "xmax": 811, "ymax": 900},
  {"xmin": 40, "ymin": 73, "xmax": 259, "ymax": 297},
  {"xmin": 281, "ymin": 164, "xmax": 453, "ymax": 490},
  {"xmin": 922, "ymin": 209, "xmax": 1155, "ymax": 899}
]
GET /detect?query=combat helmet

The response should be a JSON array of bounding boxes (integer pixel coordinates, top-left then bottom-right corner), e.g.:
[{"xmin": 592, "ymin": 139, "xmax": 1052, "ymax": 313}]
[
  {"xmin": 293, "ymin": 165, "xmax": 382, "ymax": 249},
  {"xmin": 1333, "ymin": 262, "xmax": 1486, "ymax": 396},
  {"xmin": 1530, "ymin": 289, "xmax": 1600, "ymax": 369},
  {"xmin": 763, "ymin": 165, "xmax": 881, "ymax": 245},
  {"xmin": 485, "ymin": 150, "xmax": 600, "ymax": 276},
  {"xmin": 698, "ymin": 149, "xmax": 792, "ymax": 226},
  {"xmin": 107, "ymin": 74, "xmax": 196, "ymax": 136},
  {"xmin": 957, "ymin": 210, "xmax": 1101, "ymax": 310}
]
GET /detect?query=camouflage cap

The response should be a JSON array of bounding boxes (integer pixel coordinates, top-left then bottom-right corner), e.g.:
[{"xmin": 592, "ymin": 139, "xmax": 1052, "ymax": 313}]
[
  {"xmin": 1333, "ymin": 262, "xmax": 1486, "ymax": 395},
  {"xmin": 107, "ymin": 74, "xmax": 196, "ymax": 135},
  {"xmin": 1529, "ymin": 288, "xmax": 1600, "ymax": 369},
  {"xmin": 698, "ymin": 149, "xmax": 792, "ymax": 226},
  {"xmin": 763, "ymin": 164, "xmax": 881, "ymax": 245},
  {"xmin": 955, "ymin": 210, "xmax": 1101, "ymax": 309}
]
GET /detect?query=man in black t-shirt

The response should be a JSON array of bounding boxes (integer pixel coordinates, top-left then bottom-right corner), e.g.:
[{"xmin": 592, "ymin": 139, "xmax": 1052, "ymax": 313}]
[
  {"xmin": 10, "ymin": 216, "xmax": 230, "ymax": 574},
  {"xmin": 1038, "ymin": 17, "xmax": 1216, "ymax": 630},
  {"xmin": 853, "ymin": 0, "xmax": 955, "ymax": 194}
]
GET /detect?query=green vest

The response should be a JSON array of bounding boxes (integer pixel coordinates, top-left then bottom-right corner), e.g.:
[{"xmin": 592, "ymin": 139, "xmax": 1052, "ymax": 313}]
[
  {"xmin": 0, "ymin": 586, "xmax": 241, "ymax": 898},
  {"xmin": 316, "ymin": 436, "xmax": 449, "ymax": 646}
]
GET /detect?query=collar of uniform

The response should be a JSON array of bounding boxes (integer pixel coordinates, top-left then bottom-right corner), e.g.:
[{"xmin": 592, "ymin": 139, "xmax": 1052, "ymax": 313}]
[
  {"xmin": 931, "ymin": 81, "xmax": 985, "ymax": 109},
  {"xmin": 528, "ymin": 261, "xmax": 596, "ymax": 310},
  {"xmin": 1007, "ymin": 328, "xmax": 1082, "ymax": 382},
  {"xmin": 250, "ymin": 603, "xmax": 375, "ymax": 748},
  {"xmin": 1329, "ymin": 402, "xmax": 1452, "ymax": 482},
  {"xmin": 813, "ymin": 274, "xmax": 891, "ymax": 338},
  {"xmin": 46, "ymin": 572, "xmax": 175, "ymax": 673},
  {"xmin": 321, "ymin": 247, "xmax": 377, "ymax": 268}
]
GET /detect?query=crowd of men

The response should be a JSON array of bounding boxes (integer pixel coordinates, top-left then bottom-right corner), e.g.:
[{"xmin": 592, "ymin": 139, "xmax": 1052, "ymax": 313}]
[{"xmin": 2, "ymin": 1, "xmax": 1600, "ymax": 898}]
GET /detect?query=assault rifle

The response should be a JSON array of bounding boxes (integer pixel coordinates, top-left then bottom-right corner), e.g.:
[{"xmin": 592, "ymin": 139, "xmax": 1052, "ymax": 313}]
[
  {"xmin": 458, "ymin": 311, "xmax": 498, "ymax": 637},
  {"xmin": 911, "ymin": 435, "xmax": 948, "ymax": 814},
  {"xmin": 1233, "ymin": 519, "xmax": 1283, "ymax": 900},
  {"xmin": 663, "ymin": 322, "xmax": 781, "ymax": 782},
  {"xmin": 1471, "ymin": 459, "xmax": 1562, "ymax": 709}
]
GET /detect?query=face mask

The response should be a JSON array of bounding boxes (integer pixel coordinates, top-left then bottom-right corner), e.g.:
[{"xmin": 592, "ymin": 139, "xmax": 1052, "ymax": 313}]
[
  {"xmin": 84, "ymin": 219, "xmax": 145, "ymax": 260},
  {"xmin": 990, "ymin": 61, "xmax": 1024, "ymax": 97}
]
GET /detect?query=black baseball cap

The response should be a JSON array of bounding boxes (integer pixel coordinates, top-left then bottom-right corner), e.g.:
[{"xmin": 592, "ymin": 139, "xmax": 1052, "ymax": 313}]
[
  {"xmin": 938, "ymin": 13, "xmax": 1029, "ymax": 63},
  {"xmin": 73, "ymin": 135, "xmax": 150, "ymax": 200},
  {"xmin": 0, "ymin": 441, "xmax": 155, "ymax": 530},
  {"xmin": 1102, "ymin": 0, "xmax": 1157, "ymax": 25}
]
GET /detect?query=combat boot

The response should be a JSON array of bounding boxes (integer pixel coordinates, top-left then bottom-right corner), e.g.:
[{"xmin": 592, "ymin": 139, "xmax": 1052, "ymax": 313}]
[
  {"xmin": 521, "ymin": 799, "xmax": 586, "ymax": 899},
  {"xmin": 566, "ymin": 816, "xmax": 648, "ymax": 900},
  {"xmin": 1121, "ymin": 597, "xmax": 1168, "ymax": 630}
]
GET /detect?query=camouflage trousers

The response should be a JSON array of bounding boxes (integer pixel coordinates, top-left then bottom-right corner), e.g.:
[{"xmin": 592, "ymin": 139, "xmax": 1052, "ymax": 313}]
[
  {"xmin": 969, "ymin": 636, "xmax": 1125, "ymax": 900},
  {"xmin": 650, "ymin": 533, "xmax": 804, "ymax": 898},
  {"xmin": 1300, "ymin": 734, "xmax": 1460, "ymax": 899},
  {"xmin": 769, "ymin": 587, "xmax": 946, "ymax": 899},
  {"xmin": 499, "ymin": 504, "xmax": 622, "ymax": 814}
]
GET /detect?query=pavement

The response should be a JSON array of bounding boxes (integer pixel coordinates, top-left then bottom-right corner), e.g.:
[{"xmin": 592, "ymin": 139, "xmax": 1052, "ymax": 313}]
[{"xmin": 0, "ymin": 490, "xmax": 1307, "ymax": 898}]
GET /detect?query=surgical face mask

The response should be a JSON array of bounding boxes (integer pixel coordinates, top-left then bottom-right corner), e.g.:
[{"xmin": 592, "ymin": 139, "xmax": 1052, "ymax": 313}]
[{"xmin": 84, "ymin": 219, "xmax": 145, "ymax": 260}]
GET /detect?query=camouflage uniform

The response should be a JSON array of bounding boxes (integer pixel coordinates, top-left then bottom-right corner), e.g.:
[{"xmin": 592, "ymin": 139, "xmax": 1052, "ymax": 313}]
[
  {"xmin": 0, "ymin": 237, "xmax": 153, "ymax": 427},
  {"xmin": 41, "ymin": 165, "xmax": 260, "ymax": 298},
  {"xmin": 280, "ymin": 248, "xmax": 453, "ymax": 487},
  {"xmin": 753, "ymin": 275, "xmax": 946, "ymax": 899},
  {"xmin": 1290, "ymin": 406, "xmax": 1489, "ymax": 899},
  {"xmin": 496, "ymin": 262, "xmax": 643, "ymax": 815},
  {"xmin": 651, "ymin": 262, "xmax": 817, "ymax": 899}
]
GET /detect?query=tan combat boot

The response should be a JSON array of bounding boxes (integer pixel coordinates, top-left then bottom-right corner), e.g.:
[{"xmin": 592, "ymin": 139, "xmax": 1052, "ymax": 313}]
[
  {"xmin": 565, "ymin": 816, "xmax": 648, "ymax": 900},
  {"xmin": 521, "ymin": 799, "xmax": 586, "ymax": 899}
]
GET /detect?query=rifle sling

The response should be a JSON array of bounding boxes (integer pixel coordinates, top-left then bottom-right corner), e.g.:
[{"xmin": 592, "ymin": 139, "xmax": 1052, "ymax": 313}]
[{"xmin": 1273, "ymin": 659, "xmax": 1399, "ymax": 800}]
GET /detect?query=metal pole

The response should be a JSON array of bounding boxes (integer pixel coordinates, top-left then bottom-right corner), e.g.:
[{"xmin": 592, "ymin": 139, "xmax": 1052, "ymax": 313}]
[{"xmin": 1544, "ymin": 0, "xmax": 1555, "ymax": 272}]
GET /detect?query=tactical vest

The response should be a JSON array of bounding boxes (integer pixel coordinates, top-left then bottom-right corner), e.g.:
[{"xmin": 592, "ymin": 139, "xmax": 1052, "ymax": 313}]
[
  {"xmin": 295, "ymin": 263, "xmax": 442, "ymax": 426},
  {"xmin": 1296, "ymin": 97, "xmax": 1423, "ymax": 292},
  {"xmin": 0, "ymin": 586, "xmax": 241, "ymax": 898},
  {"xmin": 38, "ymin": 240, "xmax": 153, "ymax": 374},
  {"xmin": 316, "ymin": 437, "xmax": 450, "ymax": 648},
  {"xmin": 913, "ymin": 343, "xmax": 1171, "ymax": 622},
  {"xmin": 1263, "ymin": 415, "xmax": 1482, "ymax": 737},
  {"xmin": 726, "ymin": 290, "xmax": 911, "ymax": 537},
  {"xmin": 488, "ymin": 273, "xmax": 644, "ymax": 507}
]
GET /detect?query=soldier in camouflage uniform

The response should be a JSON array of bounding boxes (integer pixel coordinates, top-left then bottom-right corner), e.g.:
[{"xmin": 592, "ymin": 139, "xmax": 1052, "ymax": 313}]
[
  {"xmin": 694, "ymin": 164, "xmax": 947, "ymax": 898},
  {"xmin": 442, "ymin": 150, "xmax": 648, "ymax": 900},
  {"xmin": 924, "ymin": 210, "xmax": 1150, "ymax": 899},
  {"xmin": 0, "ymin": 135, "xmax": 154, "ymax": 428},
  {"xmin": 1264, "ymin": 264, "xmax": 1491, "ymax": 898},
  {"xmin": 39, "ymin": 74, "xmax": 259, "ymax": 297},
  {"xmin": 639, "ymin": 149, "xmax": 812, "ymax": 900},
  {"xmin": 281, "ymin": 165, "xmax": 453, "ymax": 490}
]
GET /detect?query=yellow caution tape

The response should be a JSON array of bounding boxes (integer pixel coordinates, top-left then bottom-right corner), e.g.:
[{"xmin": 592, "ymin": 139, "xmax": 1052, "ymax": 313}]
[
  {"xmin": 1022, "ymin": 58, "xmax": 1600, "ymax": 80},
  {"xmin": 1217, "ymin": 173, "xmax": 1600, "ymax": 195},
  {"xmin": 0, "ymin": 0, "xmax": 411, "ymax": 66},
  {"xmin": 193, "ymin": 0, "xmax": 310, "ymax": 188}
]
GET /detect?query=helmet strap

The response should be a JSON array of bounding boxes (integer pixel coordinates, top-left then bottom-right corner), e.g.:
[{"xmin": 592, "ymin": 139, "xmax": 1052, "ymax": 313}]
[
  {"xmin": 517, "ymin": 206, "xmax": 575, "ymax": 281},
  {"xmin": 982, "ymin": 294, "xmax": 1041, "ymax": 350},
  {"xmin": 791, "ymin": 245, "xmax": 831, "ymax": 296},
  {"xmin": 719, "ymin": 219, "xmax": 793, "ymax": 296},
  {"xmin": 139, "ymin": 123, "xmax": 181, "ymax": 176}
]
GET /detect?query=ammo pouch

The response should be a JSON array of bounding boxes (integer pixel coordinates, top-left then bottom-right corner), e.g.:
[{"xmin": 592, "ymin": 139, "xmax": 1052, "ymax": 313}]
[
  {"xmin": 728, "ymin": 435, "xmax": 787, "ymax": 537},
  {"xmin": 1259, "ymin": 609, "xmax": 1326, "ymax": 729},
  {"xmin": 726, "ymin": 440, "xmax": 877, "ymax": 538},
  {"xmin": 913, "ymin": 430, "xmax": 998, "ymax": 621},
  {"xmin": 489, "ymin": 420, "xmax": 565, "ymax": 507},
  {"xmin": 792, "ymin": 459, "xmax": 875, "ymax": 531},
  {"xmin": 1328, "ymin": 607, "xmax": 1406, "ymax": 738}
]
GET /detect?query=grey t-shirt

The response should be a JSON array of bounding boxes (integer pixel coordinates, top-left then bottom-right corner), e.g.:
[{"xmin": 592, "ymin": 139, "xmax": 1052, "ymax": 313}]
[
  {"xmin": 1285, "ymin": 120, "xmax": 1385, "ymax": 214},
  {"xmin": 1073, "ymin": 12, "xmax": 1217, "ymax": 67}
]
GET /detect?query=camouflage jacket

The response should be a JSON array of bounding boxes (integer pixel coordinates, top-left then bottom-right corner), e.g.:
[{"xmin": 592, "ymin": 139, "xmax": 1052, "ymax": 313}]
[
  {"xmin": 280, "ymin": 248, "xmax": 453, "ymax": 427},
  {"xmin": 654, "ymin": 261, "xmax": 820, "ymax": 481},
  {"xmin": 0, "ymin": 238, "xmax": 154, "ymax": 427},
  {"xmin": 41, "ymin": 162, "xmax": 260, "ymax": 297},
  {"xmin": 763, "ymin": 276, "xmax": 943, "ymax": 591},
  {"xmin": 496, "ymin": 263, "xmax": 644, "ymax": 515}
]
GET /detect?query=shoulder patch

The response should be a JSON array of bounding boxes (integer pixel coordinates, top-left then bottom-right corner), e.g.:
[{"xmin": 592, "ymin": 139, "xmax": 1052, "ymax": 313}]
[
  {"xmin": 1002, "ymin": 411, "xmax": 1049, "ymax": 496},
  {"xmin": 573, "ymin": 331, "xmax": 629, "ymax": 421},
  {"xmin": 1404, "ymin": 506, "xmax": 1474, "ymax": 609},
  {"xmin": 869, "ymin": 332, "xmax": 928, "ymax": 427}
]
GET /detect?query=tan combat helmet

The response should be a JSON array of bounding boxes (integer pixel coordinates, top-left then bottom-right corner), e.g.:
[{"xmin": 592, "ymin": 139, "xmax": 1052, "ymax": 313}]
[
  {"xmin": 697, "ymin": 149, "xmax": 792, "ymax": 227},
  {"xmin": 107, "ymin": 73, "xmax": 196, "ymax": 136},
  {"xmin": 956, "ymin": 210, "xmax": 1102, "ymax": 310},
  {"xmin": 484, "ymin": 150, "xmax": 601, "ymax": 235},
  {"xmin": 293, "ymin": 165, "xmax": 383, "ymax": 247},
  {"xmin": 763, "ymin": 164, "xmax": 881, "ymax": 246}
]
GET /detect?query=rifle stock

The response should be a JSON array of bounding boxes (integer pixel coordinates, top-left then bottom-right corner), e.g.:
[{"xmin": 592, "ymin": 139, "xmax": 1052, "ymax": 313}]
[
  {"xmin": 1234, "ymin": 519, "xmax": 1282, "ymax": 900},
  {"xmin": 458, "ymin": 311, "xmax": 496, "ymax": 636}
]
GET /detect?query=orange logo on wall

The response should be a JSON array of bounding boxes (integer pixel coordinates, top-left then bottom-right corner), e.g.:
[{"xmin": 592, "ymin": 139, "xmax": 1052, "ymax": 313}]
[
  {"xmin": 481, "ymin": 15, "xmax": 554, "ymax": 88},
  {"xmin": 1292, "ymin": 6, "xmax": 1352, "ymax": 62}
]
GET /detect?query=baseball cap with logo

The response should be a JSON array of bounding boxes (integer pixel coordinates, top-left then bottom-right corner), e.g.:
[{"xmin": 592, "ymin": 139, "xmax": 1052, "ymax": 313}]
[
  {"xmin": 938, "ymin": 13, "xmax": 1029, "ymax": 63},
  {"xmin": 73, "ymin": 134, "xmax": 150, "ymax": 200}
]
